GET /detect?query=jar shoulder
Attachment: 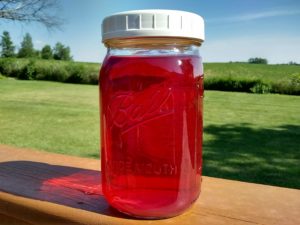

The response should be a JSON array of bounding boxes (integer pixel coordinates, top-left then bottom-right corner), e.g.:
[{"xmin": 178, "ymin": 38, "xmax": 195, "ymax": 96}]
[{"xmin": 100, "ymin": 55, "xmax": 203, "ymax": 82}]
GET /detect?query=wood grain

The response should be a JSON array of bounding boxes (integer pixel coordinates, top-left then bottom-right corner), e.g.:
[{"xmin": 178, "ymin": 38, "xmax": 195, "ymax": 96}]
[
  {"xmin": 0, "ymin": 213, "xmax": 32, "ymax": 225},
  {"xmin": 0, "ymin": 145, "xmax": 299, "ymax": 225}
]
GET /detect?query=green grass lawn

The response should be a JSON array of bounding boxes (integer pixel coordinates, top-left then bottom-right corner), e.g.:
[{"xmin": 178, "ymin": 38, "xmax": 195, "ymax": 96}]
[
  {"xmin": 0, "ymin": 78, "xmax": 299, "ymax": 188},
  {"xmin": 203, "ymin": 91, "xmax": 300, "ymax": 189},
  {"xmin": 0, "ymin": 78, "xmax": 100, "ymax": 157}
]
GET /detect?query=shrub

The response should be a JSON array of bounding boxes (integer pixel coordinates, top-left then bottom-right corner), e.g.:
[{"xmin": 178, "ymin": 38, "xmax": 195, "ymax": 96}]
[
  {"xmin": 65, "ymin": 63, "xmax": 85, "ymax": 83},
  {"xmin": 18, "ymin": 59, "xmax": 36, "ymax": 80},
  {"xmin": 0, "ymin": 58, "xmax": 27, "ymax": 77},
  {"xmin": 35, "ymin": 62, "xmax": 69, "ymax": 82},
  {"xmin": 204, "ymin": 77, "xmax": 260, "ymax": 93},
  {"xmin": 85, "ymin": 73, "xmax": 99, "ymax": 85},
  {"xmin": 271, "ymin": 74, "xmax": 300, "ymax": 95},
  {"xmin": 64, "ymin": 63, "xmax": 99, "ymax": 84},
  {"xmin": 250, "ymin": 83, "xmax": 272, "ymax": 94}
]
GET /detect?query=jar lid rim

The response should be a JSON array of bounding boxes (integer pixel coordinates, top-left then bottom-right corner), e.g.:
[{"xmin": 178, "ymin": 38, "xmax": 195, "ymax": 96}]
[{"xmin": 101, "ymin": 9, "xmax": 205, "ymax": 42}]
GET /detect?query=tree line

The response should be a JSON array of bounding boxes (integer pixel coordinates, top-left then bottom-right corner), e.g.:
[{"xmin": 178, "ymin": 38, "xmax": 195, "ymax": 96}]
[
  {"xmin": 248, "ymin": 57, "xmax": 268, "ymax": 64},
  {"xmin": 0, "ymin": 31, "xmax": 72, "ymax": 60}
]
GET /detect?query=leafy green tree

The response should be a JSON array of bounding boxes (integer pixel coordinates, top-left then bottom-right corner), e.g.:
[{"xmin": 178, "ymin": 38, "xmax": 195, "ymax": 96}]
[
  {"xmin": 41, "ymin": 45, "xmax": 53, "ymax": 59},
  {"xmin": 248, "ymin": 57, "xmax": 268, "ymax": 64},
  {"xmin": 18, "ymin": 33, "xmax": 35, "ymax": 58},
  {"xmin": 0, "ymin": 31, "xmax": 15, "ymax": 57},
  {"xmin": 53, "ymin": 42, "xmax": 72, "ymax": 61}
]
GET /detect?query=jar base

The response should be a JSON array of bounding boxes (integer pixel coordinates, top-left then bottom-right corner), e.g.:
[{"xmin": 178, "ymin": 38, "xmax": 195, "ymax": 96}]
[{"xmin": 108, "ymin": 192, "xmax": 200, "ymax": 220}]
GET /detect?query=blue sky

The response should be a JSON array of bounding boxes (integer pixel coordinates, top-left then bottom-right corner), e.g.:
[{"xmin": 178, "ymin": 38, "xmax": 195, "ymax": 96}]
[{"xmin": 1, "ymin": 0, "xmax": 300, "ymax": 63}]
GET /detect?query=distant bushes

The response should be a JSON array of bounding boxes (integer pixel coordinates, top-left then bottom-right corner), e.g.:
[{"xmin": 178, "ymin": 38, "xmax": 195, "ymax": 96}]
[
  {"xmin": 204, "ymin": 62, "xmax": 300, "ymax": 95},
  {"xmin": 0, "ymin": 58, "xmax": 26, "ymax": 77},
  {"xmin": 204, "ymin": 75, "xmax": 300, "ymax": 95},
  {"xmin": 34, "ymin": 61, "xmax": 69, "ymax": 82},
  {"xmin": 204, "ymin": 77, "xmax": 260, "ymax": 93},
  {"xmin": 0, "ymin": 58, "xmax": 299, "ymax": 95},
  {"xmin": 0, "ymin": 58, "xmax": 99, "ymax": 85},
  {"xmin": 271, "ymin": 73, "xmax": 300, "ymax": 95}
]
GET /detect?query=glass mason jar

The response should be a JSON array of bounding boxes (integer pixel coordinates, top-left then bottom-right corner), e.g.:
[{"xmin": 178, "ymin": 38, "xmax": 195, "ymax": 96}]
[{"xmin": 99, "ymin": 10, "xmax": 205, "ymax": 219}]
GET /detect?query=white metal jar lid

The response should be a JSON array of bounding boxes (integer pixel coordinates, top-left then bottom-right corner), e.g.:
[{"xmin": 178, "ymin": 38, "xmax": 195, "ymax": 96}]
[{"xmin": 102, "ymin": 9, "xmax": 205, "ymax": 42}]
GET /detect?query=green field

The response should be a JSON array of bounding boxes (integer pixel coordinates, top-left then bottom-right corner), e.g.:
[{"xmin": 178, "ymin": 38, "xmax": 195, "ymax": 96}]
[
  {"xmin": 0, "ymin": 78, "xmax": 299, "ymax": 189},
  {"xmin": 204, "ymin": 63, "xmax": 300, "ymax": 95},
  {"xmin": 205, "ymin": 62, "xmax": 300, "ymax": 82}
]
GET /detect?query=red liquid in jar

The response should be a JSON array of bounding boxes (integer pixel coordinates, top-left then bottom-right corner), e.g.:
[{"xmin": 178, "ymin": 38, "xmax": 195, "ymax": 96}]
[{"xmin": 99, "ymin": 55, "xmax": 203, "ymax": 218}]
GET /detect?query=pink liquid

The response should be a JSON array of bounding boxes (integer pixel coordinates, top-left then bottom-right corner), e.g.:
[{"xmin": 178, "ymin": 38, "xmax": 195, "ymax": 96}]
[{"xmin": 99, "ymin": 55, "xmax": 203, "ymax": 218}]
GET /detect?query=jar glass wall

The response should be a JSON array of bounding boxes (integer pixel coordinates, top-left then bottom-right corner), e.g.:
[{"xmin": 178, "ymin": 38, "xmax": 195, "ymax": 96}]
[{"xmin": 99, "ymin": 37, "xmax": 204, "ymax": 218}]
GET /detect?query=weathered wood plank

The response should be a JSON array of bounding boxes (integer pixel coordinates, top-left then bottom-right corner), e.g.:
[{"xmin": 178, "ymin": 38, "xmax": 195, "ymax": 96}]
[
  {"xmin": 0, "ymin": 145, "xmax": 299, "ymax": 225},
  {"xmin": 0, "ymin": 213, "xmax": 32, "ymax": 225}
]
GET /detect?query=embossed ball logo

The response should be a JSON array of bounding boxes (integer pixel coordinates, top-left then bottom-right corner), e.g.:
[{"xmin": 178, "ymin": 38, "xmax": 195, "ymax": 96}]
[{"xmin": 107, "ymin": 83, "xmax": 174, "ymax": 131}]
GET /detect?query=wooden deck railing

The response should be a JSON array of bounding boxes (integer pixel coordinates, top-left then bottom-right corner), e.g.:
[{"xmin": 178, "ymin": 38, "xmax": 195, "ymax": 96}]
[{"xmin": 0, "ymin": 145, "xmax": 299, "ymax": 225}]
